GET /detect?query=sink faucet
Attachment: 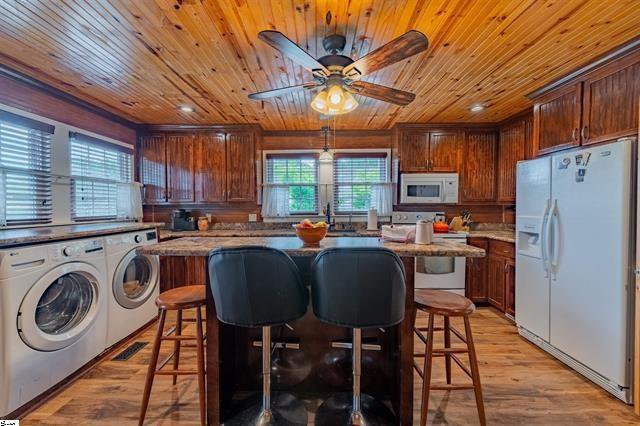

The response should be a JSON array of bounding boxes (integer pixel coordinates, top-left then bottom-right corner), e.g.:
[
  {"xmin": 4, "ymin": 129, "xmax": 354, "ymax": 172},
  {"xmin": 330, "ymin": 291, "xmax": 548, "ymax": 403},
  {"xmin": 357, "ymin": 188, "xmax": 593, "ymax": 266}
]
[{"xmin": 325, "ymin": 202, "xmax": 333, "ymax": 230}]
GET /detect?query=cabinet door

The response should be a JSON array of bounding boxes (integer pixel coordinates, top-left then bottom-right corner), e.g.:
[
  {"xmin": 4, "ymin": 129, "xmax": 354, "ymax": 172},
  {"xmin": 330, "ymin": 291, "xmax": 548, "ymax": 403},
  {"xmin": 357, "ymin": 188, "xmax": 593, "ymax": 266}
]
[
  {"xmin": 461, "ymin": 131, "xmax": 497, "ymax": 202},
  {"xmin": 399, "ymin": 131, "xmax": 429, "ymax": 172},
  {"xmin": 429, "ymin": 132, "xmax": 459, "ymax": 172},
  {"xmin": 487, "ymin": 255, "xmax": 505, "ymax": 311},
  {"xmin": 582, "ymin": 61, "xmax": 640, "ymax": 146},
  {"xmin": 166, "ymin": 133, "xmax": 195, "ymax": 202},
  {"xmin": 196, "ymin": 132, "xmax": 227, "ymax": 202},
  {"xmin": 139, "ymin": 134, "xmax": 167, "ymax": 204},
  {"xmin": 226, "ymin": 131, "xmax": 255, "ymax": 201},
  {"xmin": 465, "ymin": 238, "xmax": 488, "ymax": 302},
  {"xmin": 497, "ymin": 121, "xmax": 527, "ymax": 203},
  {"xmin": 533, "ymin": 83, "xmax": 582, "ymax": 156},
  {"xmin": 505, "ymin": 258, "xmax": 516, "ymax": 316}
]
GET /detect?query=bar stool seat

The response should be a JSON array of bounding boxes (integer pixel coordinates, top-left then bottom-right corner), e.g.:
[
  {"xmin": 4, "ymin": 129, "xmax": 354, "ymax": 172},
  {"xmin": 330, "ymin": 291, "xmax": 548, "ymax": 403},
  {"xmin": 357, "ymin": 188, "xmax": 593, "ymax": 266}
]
[
  {"xmin": 414, "ymin": 289, "xmax": 475, "ymax": 317},
  {"xmin": 139, "ymin": 285, "xmax": 207, "ymax": 426},
  {"xmin": 156, "ymin": 285, "xmax": 206, "ymax": 310}
]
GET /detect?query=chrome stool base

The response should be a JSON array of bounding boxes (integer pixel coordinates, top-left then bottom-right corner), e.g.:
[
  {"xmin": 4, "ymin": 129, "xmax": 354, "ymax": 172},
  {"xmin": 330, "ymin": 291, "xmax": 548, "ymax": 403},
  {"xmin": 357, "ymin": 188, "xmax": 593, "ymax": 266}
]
[
  {"xmin": 226, "ymin": 392, "xmax": 308, "ymax": 426},
  {"xmin": 314, "ymin": 392, "xmax": 396, "ymax": 426}
]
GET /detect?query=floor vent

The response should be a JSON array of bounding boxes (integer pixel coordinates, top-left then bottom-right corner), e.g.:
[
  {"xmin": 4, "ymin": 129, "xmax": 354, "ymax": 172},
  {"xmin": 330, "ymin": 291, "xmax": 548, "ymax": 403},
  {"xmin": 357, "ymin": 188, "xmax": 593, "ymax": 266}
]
[{"xmin": 112, "ymin": 341, "xmax": 148, "ymax": 361}]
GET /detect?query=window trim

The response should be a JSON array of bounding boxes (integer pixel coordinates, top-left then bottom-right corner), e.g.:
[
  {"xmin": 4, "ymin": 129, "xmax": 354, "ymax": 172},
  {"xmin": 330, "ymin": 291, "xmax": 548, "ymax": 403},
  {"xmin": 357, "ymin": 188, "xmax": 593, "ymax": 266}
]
[
  {"xmin": 262, "ymin": 148, "xmax": 391, "ymax": 221},
  {"xmin": 263, "ymin": 151, "xmax": 320, "ymax": 216},
  {"xmin": 333, "ymin": 152, "xmax": 390, "ymax": 215}
]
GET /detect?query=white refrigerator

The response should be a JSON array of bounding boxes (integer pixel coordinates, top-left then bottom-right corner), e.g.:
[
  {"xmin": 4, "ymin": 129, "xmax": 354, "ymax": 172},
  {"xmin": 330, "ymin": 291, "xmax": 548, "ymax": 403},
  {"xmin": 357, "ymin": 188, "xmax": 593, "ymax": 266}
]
[{"xmin": 515, "ymin": 137, "xmax": 636, "ymax": 403}]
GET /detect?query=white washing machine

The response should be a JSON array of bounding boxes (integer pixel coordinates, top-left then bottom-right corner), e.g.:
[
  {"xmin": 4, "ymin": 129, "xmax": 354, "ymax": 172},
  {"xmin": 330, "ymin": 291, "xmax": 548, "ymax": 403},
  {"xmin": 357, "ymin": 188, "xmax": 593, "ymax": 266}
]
[
  {"xmin": 104, "ymin": 229, "xmax": 159, "ymax": 348},
  {"xmin": 0, "ymin": 237, "xmax": 108, "ymax": 416}
]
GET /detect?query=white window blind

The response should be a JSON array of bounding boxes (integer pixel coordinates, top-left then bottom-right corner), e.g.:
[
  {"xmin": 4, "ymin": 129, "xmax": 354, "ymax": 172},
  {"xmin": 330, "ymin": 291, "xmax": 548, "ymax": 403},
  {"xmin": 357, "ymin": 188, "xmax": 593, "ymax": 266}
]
[
  {"xmin": 0, "ymin": 111, "xmax": 54, "ymax": 226},
  {"xmin": 70, "ymin": 133, "xmax": 133, "ymax": 221},
  {"xmin": 262, "ymin": 154, "xmax": 318, "ymax": 216},
  {"xmin": 333, "ymin": 153, "xmax": 391, "ymax": 214}
]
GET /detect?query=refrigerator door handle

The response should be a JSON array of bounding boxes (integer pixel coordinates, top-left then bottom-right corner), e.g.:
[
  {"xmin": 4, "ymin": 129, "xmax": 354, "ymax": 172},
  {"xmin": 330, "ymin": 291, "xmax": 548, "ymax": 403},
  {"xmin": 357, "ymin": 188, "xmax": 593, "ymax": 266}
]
[
  {"xmin": 540, "ymin": 199, "xmax": 551, "ymax": 277},
  {"xmin": 549, "ymin": 199, "xmax": 560, "ymax": 280}
]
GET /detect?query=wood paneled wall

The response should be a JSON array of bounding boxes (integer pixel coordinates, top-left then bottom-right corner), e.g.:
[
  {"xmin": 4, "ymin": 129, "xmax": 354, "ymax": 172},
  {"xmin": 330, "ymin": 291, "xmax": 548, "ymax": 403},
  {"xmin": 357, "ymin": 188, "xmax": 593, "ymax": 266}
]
[
  {"xmin": 143, "ymin": 203, "xmax": 260, "ymax": 225},
  {"xmin": 0, "ymin": 72, "xmax": 137, "ymax": 144},
  {"xmin": 263, "ymin": 130, "xmax": 392, "ymax": 150}
]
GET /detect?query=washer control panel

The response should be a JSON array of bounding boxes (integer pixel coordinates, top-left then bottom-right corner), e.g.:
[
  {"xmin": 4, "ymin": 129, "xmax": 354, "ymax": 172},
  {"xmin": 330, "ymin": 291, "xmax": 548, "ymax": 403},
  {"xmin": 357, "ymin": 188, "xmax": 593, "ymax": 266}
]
[{"xmin": 51, "ymin": 239, "xmax": 104, "ymax": 260}]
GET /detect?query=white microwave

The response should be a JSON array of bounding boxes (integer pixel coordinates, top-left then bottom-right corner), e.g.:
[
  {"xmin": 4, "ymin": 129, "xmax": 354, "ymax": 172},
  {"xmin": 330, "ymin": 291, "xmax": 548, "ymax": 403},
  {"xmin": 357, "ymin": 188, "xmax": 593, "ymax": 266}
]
[{"xmin": 400, "ymin": 173, "xmax": 459, "ymax": 204}]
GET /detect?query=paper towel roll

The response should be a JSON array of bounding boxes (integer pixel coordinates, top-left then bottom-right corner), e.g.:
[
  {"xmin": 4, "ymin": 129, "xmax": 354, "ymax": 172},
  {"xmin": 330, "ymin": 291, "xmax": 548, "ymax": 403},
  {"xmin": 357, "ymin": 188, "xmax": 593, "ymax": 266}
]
[{"xmin": 367, "ymin": 208, "xmax": 378, "ymax": 230}]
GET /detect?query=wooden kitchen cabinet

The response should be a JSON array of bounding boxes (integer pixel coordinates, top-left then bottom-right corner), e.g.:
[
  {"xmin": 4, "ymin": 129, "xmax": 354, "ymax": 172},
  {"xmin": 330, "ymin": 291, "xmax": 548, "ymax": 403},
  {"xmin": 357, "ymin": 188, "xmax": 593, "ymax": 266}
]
[
  {"xmin": 487, "ymin": 254, "xmax": 506, "ymax": 311},
  {"xmin": 497, "ymin": 115, "xmax": 531, "ymax": 203},
  {"xmin": 165, "ymin": 133, "xmax": 195, "ymax": 203},
  {"xmin": 398, "ymin": 129, "xmax": 458, "ymax": 173},
  {"xmin": 226, "ymin": 131, "xmax": 256, "ymax": 201},
  {"xmin": 581, "ymin": 59, "xmax": 640, "ymax": 146},
  {"xmin": 505, "ymin": 257, "xmax": 516, "ymax": 316},
  {"xmin": 461, "ymin": 131, "xmax": 497, "ymax": 202},
  {"xmin": 532, "ymin": 83, "xmax": 582, "ymax": 156},
  {"xmin": 531, "ymin": 49, "xmax": 640, "ymax": 156},
  {"xmin": 466, "ymin": 237, "xmax": 489, "ymax": 302},
  {"xmin": 139, "ymin": 134, "xmax": 167, "ymax": 204},
  {"xmin": 196, "ymin": 132, "xmax": 226, "ymax": 202}
]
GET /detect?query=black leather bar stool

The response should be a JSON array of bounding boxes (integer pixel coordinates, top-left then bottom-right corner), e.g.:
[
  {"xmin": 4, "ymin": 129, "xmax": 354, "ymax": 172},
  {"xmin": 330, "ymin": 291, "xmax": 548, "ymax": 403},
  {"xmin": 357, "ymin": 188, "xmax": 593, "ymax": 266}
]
[
  {"xmin": 311, "ymin": 247, "xmax": 406, "ymax": 425},
  {"xmin": 208, "ymin": 247, "xmax": 309, "ymax": 425}
]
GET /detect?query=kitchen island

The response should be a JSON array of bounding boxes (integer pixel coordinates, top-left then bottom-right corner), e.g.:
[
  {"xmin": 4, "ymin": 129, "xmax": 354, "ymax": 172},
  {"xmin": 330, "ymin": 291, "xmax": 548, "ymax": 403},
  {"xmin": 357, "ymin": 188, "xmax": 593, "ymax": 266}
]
[{"xmin": 139, "ymin": 236, "xmax": 485, "ymax": 425}]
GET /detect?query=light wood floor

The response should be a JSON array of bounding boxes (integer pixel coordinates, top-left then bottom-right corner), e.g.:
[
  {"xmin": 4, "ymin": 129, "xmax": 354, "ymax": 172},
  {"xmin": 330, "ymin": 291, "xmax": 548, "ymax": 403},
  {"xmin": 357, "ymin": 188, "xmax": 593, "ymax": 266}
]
[{"xmin": 20, "ymin": 308, "xmax": 639, "ymax": 425}]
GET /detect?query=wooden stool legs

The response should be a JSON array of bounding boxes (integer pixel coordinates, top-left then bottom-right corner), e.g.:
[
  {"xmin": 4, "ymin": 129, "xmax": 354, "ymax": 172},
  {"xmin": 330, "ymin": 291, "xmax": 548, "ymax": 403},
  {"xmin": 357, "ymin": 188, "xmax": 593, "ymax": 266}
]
[
  {"xmin": 138, "ymin": 306, "xmax": 206, "ymax": 426},
  {"xmin": 414, "ymin": 311, "xmax": 486, "ymax": 426}
]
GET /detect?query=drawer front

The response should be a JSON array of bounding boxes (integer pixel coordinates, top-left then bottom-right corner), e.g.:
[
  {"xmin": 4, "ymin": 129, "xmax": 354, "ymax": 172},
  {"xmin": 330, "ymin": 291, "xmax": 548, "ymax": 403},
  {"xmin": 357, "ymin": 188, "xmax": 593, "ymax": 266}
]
[{"xmin": 489, "ymin": 240, "xmax": 515, "ymax": 258}]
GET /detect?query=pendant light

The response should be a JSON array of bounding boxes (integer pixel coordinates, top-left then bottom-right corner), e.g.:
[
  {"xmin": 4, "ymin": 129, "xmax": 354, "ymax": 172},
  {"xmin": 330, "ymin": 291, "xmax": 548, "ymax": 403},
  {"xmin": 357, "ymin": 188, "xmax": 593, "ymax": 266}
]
[{"xmin": 319, "ymin": 125, "xmax": 333, "ymax": 162}]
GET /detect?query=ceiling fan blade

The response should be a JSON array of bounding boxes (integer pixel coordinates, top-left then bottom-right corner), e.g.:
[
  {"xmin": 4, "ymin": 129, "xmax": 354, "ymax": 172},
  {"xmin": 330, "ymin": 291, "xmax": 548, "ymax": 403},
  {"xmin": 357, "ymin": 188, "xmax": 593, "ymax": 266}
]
[
  {"xmin": 343, "ymin": 30, "xmax": 428, "ymax": 79},
  {"xmin": 259, "ymin": 30, "xmax": 330, "ymax": 78},
  {"xmin": 248, "ymin": 83, "xmax": 319, "ymax": 100},
  {"xmin": 348, "ymin": 81, "xmax": 415, "ymax": 106}
]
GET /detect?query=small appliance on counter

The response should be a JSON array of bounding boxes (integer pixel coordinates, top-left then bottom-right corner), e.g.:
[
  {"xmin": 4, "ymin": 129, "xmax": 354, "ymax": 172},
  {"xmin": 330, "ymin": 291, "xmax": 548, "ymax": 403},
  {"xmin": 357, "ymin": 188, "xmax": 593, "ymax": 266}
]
[
  {"xmin": 171, "ymin": 209, "xmax": 197, "ymax": 231},
  {"xmin": 414, "ymin": 220, "xmax": 433, "ymax": 245}
]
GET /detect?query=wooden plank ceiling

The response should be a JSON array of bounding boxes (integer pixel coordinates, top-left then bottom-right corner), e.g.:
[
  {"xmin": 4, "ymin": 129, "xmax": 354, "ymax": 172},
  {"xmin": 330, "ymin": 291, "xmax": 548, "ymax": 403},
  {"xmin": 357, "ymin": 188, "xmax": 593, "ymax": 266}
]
[{"xmin": 0, "ymin": 0, "xmax": 639, "ymax": 130}]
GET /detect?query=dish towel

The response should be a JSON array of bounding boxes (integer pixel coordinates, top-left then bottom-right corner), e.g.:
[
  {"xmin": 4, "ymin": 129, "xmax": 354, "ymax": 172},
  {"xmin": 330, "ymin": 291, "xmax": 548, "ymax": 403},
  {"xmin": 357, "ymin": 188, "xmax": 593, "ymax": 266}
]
[{"xmin": 381, "ymin": 225, "xmax": 416, "ymax": 243}]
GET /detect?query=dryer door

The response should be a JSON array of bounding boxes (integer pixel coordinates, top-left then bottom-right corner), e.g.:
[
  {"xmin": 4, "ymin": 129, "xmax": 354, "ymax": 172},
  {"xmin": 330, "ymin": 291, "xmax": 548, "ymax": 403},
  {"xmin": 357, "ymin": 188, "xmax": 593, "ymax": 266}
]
[
  {"xmin": 113, "ymin": 249, "xmax": 159, "ymax": 309},
  {"xmin": 18, "ymin": 262, "xmax": 102, "ymax": 351}
]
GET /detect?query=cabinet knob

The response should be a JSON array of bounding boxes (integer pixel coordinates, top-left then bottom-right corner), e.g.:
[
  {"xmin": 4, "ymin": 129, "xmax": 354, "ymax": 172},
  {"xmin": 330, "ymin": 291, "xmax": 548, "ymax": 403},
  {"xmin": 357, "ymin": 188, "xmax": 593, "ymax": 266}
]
[
  {"xmin": 581, "ymin": 126, "xmax": 589, "ymax": 140},
  {"xmin": 572, "ymin": 128, "xmax": 579, "ymax": 142}
]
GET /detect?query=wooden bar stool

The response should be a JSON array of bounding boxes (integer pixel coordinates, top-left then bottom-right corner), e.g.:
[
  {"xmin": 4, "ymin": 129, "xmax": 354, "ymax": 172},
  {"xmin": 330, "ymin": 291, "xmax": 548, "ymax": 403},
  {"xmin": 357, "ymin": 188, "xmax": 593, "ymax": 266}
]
[
  {"xmin": 139, "ymin": 285, "xmax": 207, "ymax": 426},
  {"xmin": 413, "ymin": 289, "xmax": 486, "ymax": 426}
]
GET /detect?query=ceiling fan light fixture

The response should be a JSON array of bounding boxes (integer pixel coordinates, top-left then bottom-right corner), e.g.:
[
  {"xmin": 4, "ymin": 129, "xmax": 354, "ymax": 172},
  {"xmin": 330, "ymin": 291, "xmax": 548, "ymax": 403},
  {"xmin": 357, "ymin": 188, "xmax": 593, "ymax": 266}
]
[
  {"xmin": 327, "ymin": 85, "xmax": 344, "ymax": 106},
  {"xmin": 343, "ymin": 91, "xmax": 359, "ymax": 112}
]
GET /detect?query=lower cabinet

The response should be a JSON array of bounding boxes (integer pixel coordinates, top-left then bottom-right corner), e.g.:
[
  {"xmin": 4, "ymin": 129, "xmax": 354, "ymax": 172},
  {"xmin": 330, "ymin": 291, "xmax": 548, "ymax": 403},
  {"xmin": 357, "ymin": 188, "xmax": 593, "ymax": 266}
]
[{"xmin": 466, "ymin": 237, "xmax": 515, "ymax": 315}]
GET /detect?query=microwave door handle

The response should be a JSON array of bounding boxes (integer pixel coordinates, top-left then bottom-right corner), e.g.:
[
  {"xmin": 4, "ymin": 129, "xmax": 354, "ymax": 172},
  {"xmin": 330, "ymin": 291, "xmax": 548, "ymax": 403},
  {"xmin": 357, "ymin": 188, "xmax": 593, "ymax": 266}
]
[{"xmin": 439, "ymin": 180, "xmax": 445, "ymax": 202}]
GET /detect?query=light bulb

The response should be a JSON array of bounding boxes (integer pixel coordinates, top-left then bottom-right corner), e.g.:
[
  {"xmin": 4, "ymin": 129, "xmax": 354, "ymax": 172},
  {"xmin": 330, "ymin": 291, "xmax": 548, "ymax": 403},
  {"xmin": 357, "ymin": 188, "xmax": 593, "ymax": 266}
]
[
  {"xmin": 311, "ymin": 90, "xmax": 329, "ymax": 114},
  {"xmin": 343, "ymin": 92, "xmax": 358, "ymax": 111},
  {"xmin": 327, "ymin": 85, "xmax": 344, "ymax": 106}
]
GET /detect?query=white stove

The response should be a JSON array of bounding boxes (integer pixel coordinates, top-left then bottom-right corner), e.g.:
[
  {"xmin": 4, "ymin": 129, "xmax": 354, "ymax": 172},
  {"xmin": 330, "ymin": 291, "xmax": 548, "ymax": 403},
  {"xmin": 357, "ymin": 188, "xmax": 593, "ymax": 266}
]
[{"xmin": 392, "ymin": 211, "xmax": 467, "ymax": 294}]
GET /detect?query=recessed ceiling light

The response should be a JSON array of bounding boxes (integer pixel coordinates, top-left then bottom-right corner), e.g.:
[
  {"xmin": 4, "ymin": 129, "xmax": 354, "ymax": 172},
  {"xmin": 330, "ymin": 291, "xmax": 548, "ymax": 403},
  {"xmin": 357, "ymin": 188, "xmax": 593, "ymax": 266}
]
[
  {"xmin": 179, "ymin": 105, "xmax": 195, "ymax": 113},
  {"xmin": 469, "ymin": 104, "xmax": 485, "ymax": 112}
]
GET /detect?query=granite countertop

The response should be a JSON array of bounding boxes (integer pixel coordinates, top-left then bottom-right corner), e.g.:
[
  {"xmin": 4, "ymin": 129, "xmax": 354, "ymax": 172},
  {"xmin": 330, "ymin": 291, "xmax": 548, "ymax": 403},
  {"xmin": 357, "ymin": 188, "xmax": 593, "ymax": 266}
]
[
  {"xmin": 159, "ymin": 228, "xmax": 381, "ymax": 239},
  {"xmin": 138, "ymin": 236, "xmax": 486, "ymax": 258},
  {"xmin": 468, "ymin": 230, "xmax": 516, "ymax": 244},
  {"xmin": 0, "ymin": 222, "xmax": 164, "ymax": 248}
]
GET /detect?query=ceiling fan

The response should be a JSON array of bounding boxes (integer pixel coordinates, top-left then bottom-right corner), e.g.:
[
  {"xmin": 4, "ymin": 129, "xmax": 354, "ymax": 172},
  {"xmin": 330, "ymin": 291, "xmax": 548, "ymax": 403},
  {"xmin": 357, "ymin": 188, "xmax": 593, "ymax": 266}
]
[{"xmin": 248, "ymin": 29, "xmax": 429, "ymax": 115}]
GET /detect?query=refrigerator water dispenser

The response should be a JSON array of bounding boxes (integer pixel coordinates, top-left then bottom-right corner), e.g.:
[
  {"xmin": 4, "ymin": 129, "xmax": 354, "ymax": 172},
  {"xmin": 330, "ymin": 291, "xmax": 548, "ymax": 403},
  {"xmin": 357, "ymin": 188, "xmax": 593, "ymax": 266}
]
[{"xmin": 516, "ymin": 215, "xmax": 542, "ymax": 259}]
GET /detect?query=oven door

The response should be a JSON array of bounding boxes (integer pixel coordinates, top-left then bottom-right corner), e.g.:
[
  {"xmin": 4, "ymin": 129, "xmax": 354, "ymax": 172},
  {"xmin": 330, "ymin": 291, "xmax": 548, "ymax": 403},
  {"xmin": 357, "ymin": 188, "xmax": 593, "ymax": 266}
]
[
  {"xmin": 414, "ymin": 256, "xmax": 466, "ymax": 294},
  {"xmin": 401, "ymin": 177, "xmax": 444, "ymax": 203}
]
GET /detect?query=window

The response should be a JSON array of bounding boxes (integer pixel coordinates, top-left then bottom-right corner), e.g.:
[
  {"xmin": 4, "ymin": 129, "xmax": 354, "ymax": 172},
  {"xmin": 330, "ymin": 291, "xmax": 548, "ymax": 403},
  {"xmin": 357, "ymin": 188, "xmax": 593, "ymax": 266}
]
[
  {"xmin": 0, "ymin": 111, "xmax": 54, "ymax": 226},
  {"xmin": 70, "ymin": 132, "xmax": 133, "ymax": 221},
  {"xmin": 333, "ymin": 153, "xmax": 390, "ymax": 214},
  {"xmin": 263, "ymin": 154, "xmax": 318, "ymax": 216}
]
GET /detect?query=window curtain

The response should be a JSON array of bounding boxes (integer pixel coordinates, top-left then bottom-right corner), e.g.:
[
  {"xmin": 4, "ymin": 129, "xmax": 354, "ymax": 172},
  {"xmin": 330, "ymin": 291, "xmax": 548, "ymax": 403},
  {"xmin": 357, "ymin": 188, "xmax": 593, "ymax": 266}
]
[
  {"xmin": 0, "ymin": 169, "xmax": 5, "ymax": 226},
  {"xmin": 370, "ymin": 182, "xmax": 394, "ymax": 216},
  {"xmin": 261, "ymin": 184, "xmax": 291, "ymax": 217},
  {"xmin": 116, "ymin": 182, "xmax": 143, "ymax": 221}
]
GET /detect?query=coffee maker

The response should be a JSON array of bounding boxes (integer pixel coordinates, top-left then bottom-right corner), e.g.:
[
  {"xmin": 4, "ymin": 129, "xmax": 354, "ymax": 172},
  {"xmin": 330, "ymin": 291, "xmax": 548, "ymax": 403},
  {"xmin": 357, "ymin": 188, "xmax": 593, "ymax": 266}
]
[{"xmin": 171, "ymin": 209, "xmax": 197, "ymax": 231}]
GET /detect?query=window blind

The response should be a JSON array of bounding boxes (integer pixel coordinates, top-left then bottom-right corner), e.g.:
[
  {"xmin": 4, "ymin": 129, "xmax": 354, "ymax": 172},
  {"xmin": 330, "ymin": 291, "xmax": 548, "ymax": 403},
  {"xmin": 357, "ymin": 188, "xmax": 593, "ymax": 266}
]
[
  {"xmin": 333, "ymin": 153, "xmax": 388, "ymax": 213},
  {"xmin": 264, "ymin": 154, "xmax": 318, "ymax": 215},
  {"xmin": 0, "ymin": 111, "xmax": 54, "ymax": 226},
  {"xmin": 70, "ymin": 133, "xmax": 133, "ymax": 221}
]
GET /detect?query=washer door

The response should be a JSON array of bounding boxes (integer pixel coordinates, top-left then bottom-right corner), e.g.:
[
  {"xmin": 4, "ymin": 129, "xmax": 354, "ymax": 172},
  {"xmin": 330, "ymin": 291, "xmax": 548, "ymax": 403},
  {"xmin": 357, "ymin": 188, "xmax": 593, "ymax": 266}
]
[
  {"xmin": 113, "ymin": 249, "xmax": 159, "ymax": 309},
  {"xmin": 19, "ymin": 262, "xmax": 102, "ymax": 351}
]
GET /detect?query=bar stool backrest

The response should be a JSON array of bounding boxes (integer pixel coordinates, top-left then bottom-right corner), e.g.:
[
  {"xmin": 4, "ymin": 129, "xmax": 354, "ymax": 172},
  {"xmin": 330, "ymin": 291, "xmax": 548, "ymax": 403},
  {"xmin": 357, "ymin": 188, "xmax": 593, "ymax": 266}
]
[
  {"xmin": 208, "ymin": 246, "xmax": 308, "ymax": 327},
  {"xmin": 311, "ymin": 247, "xmax": 406, "ymax": 328}
]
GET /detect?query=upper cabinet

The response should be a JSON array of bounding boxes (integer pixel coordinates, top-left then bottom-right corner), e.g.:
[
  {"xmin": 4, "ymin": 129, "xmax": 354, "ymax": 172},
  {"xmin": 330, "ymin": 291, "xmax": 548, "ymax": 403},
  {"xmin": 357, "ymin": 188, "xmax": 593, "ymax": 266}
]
[
  {"xmin": 461, "ymin": 131, "xmax": 497, "ymax": 202},
  {"xmin": 398, "ymin": 127, "xmax": 459, "ymax": 173},
  {"xmin": 532, "ymin": 50, "xmax": 640, "ymax": 156},
  {"xmin": 138, "ymin": 126, "xmax": 260, "ymax": 205},
  {"xmin": 497, "ymin": 114, "xmax": 532, "ymax": 203}
]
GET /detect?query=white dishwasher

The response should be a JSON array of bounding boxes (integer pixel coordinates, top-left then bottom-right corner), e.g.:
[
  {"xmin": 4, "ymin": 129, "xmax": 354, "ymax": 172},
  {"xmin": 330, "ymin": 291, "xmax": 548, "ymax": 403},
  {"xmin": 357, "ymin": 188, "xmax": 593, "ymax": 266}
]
[{"xmin": 391, "ymin": 211, "xmax": 468, "ymax": 295}]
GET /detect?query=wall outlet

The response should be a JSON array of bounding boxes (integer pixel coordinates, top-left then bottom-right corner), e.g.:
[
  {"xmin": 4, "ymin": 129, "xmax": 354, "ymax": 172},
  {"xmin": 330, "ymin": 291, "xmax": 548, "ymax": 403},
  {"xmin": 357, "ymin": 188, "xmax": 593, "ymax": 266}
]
[{"xmin": 248, "ymin": 213, "xmax": 257, "ymax": 222}]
